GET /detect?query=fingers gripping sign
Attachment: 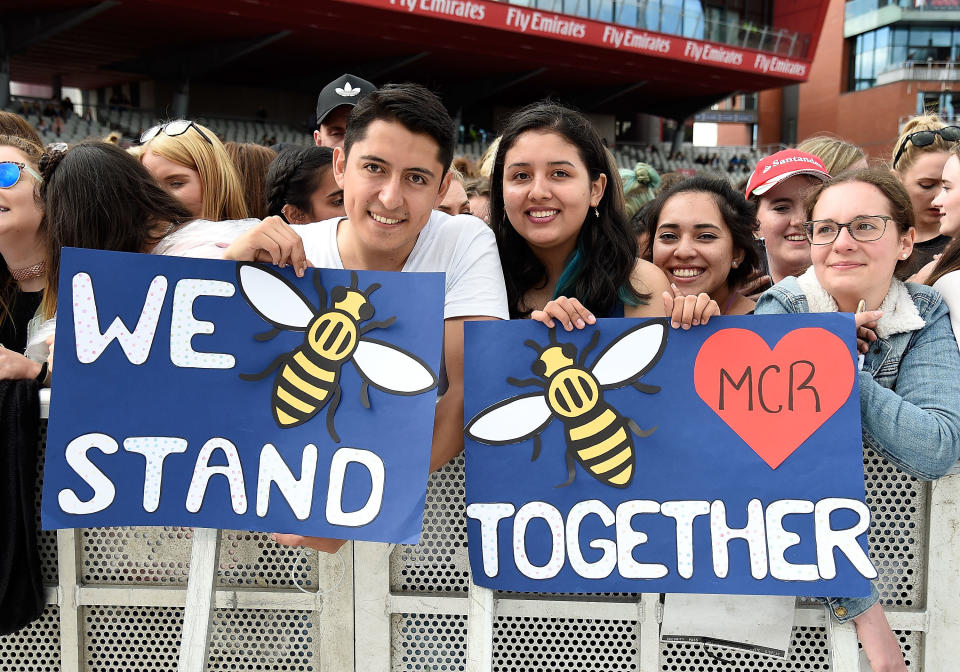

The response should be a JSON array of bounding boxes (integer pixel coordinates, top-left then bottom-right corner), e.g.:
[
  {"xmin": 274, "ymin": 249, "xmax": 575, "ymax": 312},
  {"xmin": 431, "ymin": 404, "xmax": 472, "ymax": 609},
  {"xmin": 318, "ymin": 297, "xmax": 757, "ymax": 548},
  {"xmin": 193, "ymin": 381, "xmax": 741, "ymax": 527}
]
[
  {"xmin": 855, "ymin": 310, "xmax": 882, "ymax": 354},
  {"xmin": 662, "ymin": 284, "xmax": 720, "ymax": 330},
  {"xmin": 222, "ymin": 216, "xmax": 311, "ymax": 277},
  {"xmin": 531, "ymin": 296, "xmax": 596, "ymax": 331}
]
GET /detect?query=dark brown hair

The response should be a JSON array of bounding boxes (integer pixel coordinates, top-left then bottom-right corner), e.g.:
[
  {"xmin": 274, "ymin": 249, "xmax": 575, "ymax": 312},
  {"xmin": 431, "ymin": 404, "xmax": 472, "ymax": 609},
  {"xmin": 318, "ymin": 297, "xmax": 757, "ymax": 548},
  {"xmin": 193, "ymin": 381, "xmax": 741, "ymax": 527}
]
[{"xmin": 40, "ymin": 142, "xmax": 192, "ymax": 318}]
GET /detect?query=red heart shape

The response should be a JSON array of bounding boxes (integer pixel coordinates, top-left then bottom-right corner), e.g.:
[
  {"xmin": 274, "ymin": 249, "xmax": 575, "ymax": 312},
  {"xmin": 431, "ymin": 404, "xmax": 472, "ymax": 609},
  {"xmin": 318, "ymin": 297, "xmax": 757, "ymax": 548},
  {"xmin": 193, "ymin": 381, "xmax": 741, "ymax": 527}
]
[{"xmin": 694, "ymin": 327, "xmax": 855, "ymax": 469}]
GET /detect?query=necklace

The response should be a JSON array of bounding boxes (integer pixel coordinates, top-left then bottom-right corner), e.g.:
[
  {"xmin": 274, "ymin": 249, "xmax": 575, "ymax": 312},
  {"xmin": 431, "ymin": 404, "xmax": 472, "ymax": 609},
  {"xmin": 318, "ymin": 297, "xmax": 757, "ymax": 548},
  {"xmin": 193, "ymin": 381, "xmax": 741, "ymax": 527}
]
[{"xmin": 9, "ymin": 260, "xmax": 46, "ymax": 282}]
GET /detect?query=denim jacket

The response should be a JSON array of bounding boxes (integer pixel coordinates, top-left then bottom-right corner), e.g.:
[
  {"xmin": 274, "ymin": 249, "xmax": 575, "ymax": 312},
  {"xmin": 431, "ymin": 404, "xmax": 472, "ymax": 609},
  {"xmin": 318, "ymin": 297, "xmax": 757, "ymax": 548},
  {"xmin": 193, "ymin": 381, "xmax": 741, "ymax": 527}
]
[{"xmin": 755, "ymin": 270, "xmax": 960, "ymax": 621}]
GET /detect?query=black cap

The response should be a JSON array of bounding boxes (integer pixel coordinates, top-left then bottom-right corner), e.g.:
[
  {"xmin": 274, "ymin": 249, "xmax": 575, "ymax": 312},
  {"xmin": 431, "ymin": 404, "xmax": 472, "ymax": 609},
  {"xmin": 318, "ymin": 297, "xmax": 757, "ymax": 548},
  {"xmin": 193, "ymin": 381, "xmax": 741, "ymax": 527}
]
[{"xmin": 315, "ymin": 74, "xmax": 376, "ymax": 126}]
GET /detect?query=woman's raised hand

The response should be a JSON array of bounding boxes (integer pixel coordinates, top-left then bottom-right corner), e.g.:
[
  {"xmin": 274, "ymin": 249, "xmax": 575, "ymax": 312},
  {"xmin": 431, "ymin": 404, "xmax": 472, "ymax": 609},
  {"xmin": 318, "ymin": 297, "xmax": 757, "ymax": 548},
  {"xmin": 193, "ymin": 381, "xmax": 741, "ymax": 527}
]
[{"xmin": 662, "ymin": 284, "xmax": 720, "ymax": 329}]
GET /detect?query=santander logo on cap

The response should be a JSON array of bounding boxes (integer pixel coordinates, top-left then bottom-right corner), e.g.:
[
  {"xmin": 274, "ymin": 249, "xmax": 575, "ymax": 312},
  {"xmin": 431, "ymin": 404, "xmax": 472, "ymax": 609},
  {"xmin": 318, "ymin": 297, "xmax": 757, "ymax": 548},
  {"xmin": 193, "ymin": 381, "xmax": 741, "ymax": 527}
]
[
  {"xmin": 336, "ymin": 82, "xmax": 362, "ymax": 97},
  {"xmin": 746, "ymin": 149, "xmax": 830, "ymax": 198}
]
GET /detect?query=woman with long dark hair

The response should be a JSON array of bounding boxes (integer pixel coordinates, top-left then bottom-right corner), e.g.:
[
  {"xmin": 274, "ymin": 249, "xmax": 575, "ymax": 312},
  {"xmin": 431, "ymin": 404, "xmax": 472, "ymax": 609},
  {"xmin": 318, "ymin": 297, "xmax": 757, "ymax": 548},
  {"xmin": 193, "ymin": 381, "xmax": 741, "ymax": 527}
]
[
  {"xmin": 40, "ymin": 142, "xmax": 192, "ymax": 321},
  {"xmin": 490, "ymin": 102, "xmax": 716, "ymax": 329}
]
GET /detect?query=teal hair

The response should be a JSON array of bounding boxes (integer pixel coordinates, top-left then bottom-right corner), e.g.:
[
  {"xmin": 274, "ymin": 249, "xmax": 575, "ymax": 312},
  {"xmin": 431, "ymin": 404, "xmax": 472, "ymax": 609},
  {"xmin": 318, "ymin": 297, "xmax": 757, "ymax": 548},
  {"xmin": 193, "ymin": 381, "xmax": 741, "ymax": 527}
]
[
  {"xmin": 620, "ymin": 162, "xmax": 661, "ymax": 219},
  {"xmin": 553, "ymin": 235, "xmax": 639, "ymax": 310}
]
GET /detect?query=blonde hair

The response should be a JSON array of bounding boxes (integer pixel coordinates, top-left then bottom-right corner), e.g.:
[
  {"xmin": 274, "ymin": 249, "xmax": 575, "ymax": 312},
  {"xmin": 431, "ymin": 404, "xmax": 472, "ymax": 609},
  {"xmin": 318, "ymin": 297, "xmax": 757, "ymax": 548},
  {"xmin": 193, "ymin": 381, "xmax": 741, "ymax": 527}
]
[
  {"xmin": 447, "ymin": 163, "xmax": 465, "ymax": 185},
  {"xmin": 797, "ymin": 135, "xmax": 864, "ymax": 175},
  {"xmin": 141, "ymin": 122, "xmax": 249, "ymax": 221},
  {"xmin": 478, "ymin": 136, "xmax": 501, "ymax": 178},
  {"xmin": 892, "ymin": 114, "xmax": 951, "ymax": 174}
]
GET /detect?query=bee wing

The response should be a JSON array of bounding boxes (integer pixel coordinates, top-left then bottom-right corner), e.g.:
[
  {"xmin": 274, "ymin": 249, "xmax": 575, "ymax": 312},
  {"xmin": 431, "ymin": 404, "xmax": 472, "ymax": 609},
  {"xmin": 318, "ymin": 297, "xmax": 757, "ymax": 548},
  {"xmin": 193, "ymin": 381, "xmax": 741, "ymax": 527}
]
[
  {"xmin": 592, "ymin": 319, "xmax": 668, "ymax": 388},
  {"xmin": 352, "ymin": 338, "xmax": 438, "ymax": 394},
  {"xmin": 465, "ymin": 393, "xmax": 553, "ymax": 445},
  {"xmin": 237, "ymin": 263, "xmax": 316, "ymax": 330}
]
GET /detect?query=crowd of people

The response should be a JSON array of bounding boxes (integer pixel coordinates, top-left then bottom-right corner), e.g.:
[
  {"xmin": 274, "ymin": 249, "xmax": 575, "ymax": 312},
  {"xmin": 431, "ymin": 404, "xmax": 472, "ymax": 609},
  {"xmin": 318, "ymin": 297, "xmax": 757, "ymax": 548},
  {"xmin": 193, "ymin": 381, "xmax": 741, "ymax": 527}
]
[{"xmin": 2, "ymin": 73, "xmax": 960, "ymax": 670}]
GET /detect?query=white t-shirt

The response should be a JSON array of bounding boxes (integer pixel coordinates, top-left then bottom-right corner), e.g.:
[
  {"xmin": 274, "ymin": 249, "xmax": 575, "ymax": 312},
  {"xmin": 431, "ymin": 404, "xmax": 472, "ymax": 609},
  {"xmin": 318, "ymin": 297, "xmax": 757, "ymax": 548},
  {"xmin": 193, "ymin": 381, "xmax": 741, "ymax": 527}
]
[
  {"xmin": 296, "ymin": 211, "xmax": 509, "ymax": 320},
  {"xmin": 151, "ymin": 218, "xmax": 260, "ymax": 259}
]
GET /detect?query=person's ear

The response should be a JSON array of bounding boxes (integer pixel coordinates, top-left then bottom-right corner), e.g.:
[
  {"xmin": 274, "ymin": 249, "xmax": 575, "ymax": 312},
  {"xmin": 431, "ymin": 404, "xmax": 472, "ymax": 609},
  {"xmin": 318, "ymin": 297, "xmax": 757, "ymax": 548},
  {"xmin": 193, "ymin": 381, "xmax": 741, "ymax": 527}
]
[
  {"xmin": 590, "ymin": 173, "xmax": 607, "ymax": 208},
  {"xmin": 900, "ymin": 226, "xmax": 917, "ymax": 261},
  {"xmin": 437, "ymin": 172, "xmax": 453, "ymax": 202},
  {"xmin": 333, "ymin": 146, "xmax": 347, "ymax": 189},
  {"xmin": 282, "ymin": 204, "xmax": 310, "ymax": 224}
]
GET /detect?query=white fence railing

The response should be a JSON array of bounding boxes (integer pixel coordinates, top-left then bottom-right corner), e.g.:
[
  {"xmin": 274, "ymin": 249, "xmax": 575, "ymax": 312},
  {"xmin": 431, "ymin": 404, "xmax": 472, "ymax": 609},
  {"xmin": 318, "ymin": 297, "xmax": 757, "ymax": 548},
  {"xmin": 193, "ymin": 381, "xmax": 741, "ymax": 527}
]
[
  {"xmin": 877, "ymin": 61, "xmax": 960, "ymax": 86},
  {"xmin": 1, "ymin": 392, "xmax": 956, "ymax": 671}
]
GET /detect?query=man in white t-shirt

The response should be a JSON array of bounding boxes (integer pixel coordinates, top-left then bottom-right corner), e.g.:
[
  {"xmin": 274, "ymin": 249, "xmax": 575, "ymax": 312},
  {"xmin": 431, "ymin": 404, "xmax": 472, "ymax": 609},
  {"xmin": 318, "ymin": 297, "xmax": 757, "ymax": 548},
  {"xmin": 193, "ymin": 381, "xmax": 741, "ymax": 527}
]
[{"xmin": 224, "ymin": 83, "xmax": 508, "ymax": 552}]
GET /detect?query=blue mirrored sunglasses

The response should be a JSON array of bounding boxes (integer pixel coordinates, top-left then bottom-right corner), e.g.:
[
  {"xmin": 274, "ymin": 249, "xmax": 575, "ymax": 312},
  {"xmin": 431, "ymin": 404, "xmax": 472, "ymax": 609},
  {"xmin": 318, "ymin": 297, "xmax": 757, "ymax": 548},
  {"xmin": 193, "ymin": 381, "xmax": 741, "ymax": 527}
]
[{"xmin": 0, "ymin": 161, "xmax": 43, "ymax": 189}]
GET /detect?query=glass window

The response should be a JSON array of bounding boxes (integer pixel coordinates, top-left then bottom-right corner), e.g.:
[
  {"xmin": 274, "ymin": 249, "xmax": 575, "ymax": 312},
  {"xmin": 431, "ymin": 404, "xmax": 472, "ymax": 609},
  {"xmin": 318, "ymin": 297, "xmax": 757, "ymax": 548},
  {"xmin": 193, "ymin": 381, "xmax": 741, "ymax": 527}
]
[
  {"xmin": 876, "ymin": 44, "xmax": 890, "ymax": 73},
  {"xmin": 932, "ymin": 29, "xmax": 951, "ymax": 48},
  {"xmin": 909, "ymin": 29, "xmax": 931, "ymax": 47},
  {"xmin": 891, "ymin": 45, "xmax": 907, "ymax": 64},
  {"xmin": 876, "ymin": 26, "xmax": 890, "ymax": 48},
  {"xmin": 892, "ymin": 27, "xmax": 907, "ymax": 46}
]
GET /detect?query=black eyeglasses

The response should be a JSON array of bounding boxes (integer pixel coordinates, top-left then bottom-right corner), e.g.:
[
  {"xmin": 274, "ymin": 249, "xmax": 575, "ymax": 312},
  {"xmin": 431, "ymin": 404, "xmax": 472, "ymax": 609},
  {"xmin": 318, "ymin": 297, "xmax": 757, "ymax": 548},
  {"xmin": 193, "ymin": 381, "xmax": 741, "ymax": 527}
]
[
  {"xmin": 803, "ymin": 215, "xmax": 892, "ymax": 245},
  {"xmin": 140, "ymin": 120, "xmax": 213, "ymax": 145},
  {"xmin": 892, "ymin": 126, "xmax": 960, "ymax": 169}
]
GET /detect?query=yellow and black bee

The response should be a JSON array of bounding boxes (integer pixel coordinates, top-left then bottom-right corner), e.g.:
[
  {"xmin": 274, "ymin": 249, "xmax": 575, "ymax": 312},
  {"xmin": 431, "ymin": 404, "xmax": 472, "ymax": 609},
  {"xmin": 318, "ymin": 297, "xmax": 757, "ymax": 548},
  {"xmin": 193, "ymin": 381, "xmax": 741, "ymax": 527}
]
[
  {"xmin": 237, "ymin": 263, "xmax": 438, "ymax": 441},
  {"xmin": 465, "ymin": 321, "xmax": 667, "ymax": 488}
]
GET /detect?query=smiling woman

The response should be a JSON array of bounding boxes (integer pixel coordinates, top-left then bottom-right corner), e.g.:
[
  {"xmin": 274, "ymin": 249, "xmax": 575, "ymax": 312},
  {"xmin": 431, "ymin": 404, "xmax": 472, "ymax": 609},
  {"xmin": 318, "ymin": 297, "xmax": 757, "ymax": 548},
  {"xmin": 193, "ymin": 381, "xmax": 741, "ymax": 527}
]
[
  {"xmin": 490, "ymin": 102, "xmax": 670, "ymax": 321},
  {"xmin": 755, "ymin": 168, "xmax": 960, "ymax": 672},
  {"xmin": 0, "ymin": 134, "xmax": 46, "ymax": 381},
  {"xmin": 646, "ymin": 175, "xmax": 761, "ymax": 315}
]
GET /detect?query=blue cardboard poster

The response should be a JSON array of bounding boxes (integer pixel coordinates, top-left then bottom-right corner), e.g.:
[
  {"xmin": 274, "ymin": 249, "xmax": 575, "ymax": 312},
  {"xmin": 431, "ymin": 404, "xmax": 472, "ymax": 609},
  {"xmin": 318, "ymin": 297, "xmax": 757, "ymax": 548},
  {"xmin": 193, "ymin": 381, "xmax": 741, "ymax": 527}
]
[
  {"xmin": 464, "ymin": 315, "xmax": 876, "ymax": 596},
  {"xmin": 42, "ymin": 248, "xmax": 445, "ymax": 544}
]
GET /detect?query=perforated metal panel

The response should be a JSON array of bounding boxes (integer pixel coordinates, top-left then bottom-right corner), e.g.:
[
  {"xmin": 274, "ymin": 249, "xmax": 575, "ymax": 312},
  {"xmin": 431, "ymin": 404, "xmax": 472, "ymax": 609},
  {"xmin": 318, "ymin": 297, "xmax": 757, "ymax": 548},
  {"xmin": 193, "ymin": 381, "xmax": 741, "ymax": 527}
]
[
  {"xmin": 35, "ymin": 422, "xmax": 57, "ymax": 586},
  {"xmin": 0, "ymin": 606, "xmax": 60, "ymax": 672},
  {"xmin": 393, "ymin": 614, "xmax": 467, "ymax": 671},
  {"xmin": 391, "ymin": 455, "xmax": 469, "ymax": 593},
  {"xmin": 83, "ymin": 606, "xmax": 183, "ymax": 672},
  {"xmin": 217, "ymin": 532, "xmax": 316, "ymax": 589},
  {"xmin": 863, "ymin": 448, "xmax": 927, "ymax": 608},
  {"xmin": 81, "ymin": 527, "xmax": 192, "ymax": 585},
  {"xmin": 492, "ymin": 616, "xmax": 638, "ymax": 671},
  {"xmin": 207, "ymin": 609, "xmax": 319, "ymax": 671},
  {"xmin": 661, "ymin": 626, "xmax": 829, "ymax": 670},
  {"xmin": 894, "ymin": 630, "xmax": 922, "ymax": 668},
  {"xmin": 11, "ymin": 407, "xmax": 947, "ymax": 672}
]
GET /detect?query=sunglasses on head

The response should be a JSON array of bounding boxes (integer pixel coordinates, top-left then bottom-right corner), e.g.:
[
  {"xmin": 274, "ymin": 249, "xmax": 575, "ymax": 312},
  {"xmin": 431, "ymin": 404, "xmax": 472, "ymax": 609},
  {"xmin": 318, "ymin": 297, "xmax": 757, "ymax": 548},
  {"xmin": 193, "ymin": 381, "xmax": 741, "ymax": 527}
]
[
  {"xmin": 0, "ymin": 161, "xmax": 43, "ymax": 189},
  {"xmin": 140, "ymin": 119, "xmax": 213, "ymax": 145},
  {"xmin": 892, "ymin": 126, "xmax": 960, "ymax": 169}
]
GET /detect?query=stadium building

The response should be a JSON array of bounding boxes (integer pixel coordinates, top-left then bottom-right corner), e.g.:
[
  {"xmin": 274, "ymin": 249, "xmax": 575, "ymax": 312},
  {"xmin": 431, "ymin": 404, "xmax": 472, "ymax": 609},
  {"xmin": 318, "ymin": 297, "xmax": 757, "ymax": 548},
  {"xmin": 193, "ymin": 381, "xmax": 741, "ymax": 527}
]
[
  {"xmin": 757, "ymin": 0, "xmax": 960, "ymax": 157},
  {"xmin": 3, "ymin": 0, "xmax": 828, "ymax": 171}
]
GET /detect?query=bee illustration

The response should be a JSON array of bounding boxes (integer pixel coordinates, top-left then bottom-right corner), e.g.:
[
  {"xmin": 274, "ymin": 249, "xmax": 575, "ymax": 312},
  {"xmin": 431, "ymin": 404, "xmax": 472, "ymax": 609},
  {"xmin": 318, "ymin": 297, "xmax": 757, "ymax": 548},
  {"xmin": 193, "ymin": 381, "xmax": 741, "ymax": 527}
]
[
  {"xmin": 237, "ymin": 263, "xmax": 438, "ymax": 441},
  {"xmin": 465, "ymin": 321, "xmax": 667, "ymax": 488}
]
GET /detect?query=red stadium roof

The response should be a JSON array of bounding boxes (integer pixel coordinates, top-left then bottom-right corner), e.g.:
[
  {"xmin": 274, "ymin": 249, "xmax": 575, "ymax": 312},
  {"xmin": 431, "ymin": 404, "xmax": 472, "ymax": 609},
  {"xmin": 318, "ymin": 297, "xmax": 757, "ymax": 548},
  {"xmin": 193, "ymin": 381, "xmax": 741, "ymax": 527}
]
[{"xmin": 5, "ymin": 0, "xmax": 828, "ymax": 119}]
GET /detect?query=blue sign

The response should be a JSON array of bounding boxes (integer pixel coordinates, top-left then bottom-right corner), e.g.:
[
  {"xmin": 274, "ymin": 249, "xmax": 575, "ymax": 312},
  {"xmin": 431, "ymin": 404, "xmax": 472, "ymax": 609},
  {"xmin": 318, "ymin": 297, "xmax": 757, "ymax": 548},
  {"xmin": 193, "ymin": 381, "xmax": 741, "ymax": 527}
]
[
  {"xmin": 464, "ymin": 315, "xmax": 876, "ymax": 596},
  {"xmin": 42, "ymin": 248, "xmax": 444, "ymax": 544}
]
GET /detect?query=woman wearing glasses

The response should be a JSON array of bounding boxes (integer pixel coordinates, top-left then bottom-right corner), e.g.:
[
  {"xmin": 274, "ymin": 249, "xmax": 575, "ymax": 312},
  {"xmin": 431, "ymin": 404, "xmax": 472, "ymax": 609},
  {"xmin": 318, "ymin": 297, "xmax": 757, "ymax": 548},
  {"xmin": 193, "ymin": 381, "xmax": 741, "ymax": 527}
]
[
  {"xmin": 140, "ymin": 119, "xmax": 248, "ymax": 222},
  {"xmin": 0, "ymin": 134, "xmax": 47, "ymax": 381},
  {"xmin": 890, "ymin": 115, "xmax": 959, "ymax": 280},
  {"xmin": 756, "ymin": 168, "xmax": 960, "ymax": 672}
]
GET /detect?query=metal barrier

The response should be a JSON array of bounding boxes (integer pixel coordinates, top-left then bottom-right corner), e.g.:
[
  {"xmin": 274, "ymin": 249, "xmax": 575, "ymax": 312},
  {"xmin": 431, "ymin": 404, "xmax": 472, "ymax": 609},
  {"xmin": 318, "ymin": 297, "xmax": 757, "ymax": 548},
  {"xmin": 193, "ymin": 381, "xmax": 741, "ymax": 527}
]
[{"xmin": 1, "ymin": 392, "xmax": 956, "ymax": 671}]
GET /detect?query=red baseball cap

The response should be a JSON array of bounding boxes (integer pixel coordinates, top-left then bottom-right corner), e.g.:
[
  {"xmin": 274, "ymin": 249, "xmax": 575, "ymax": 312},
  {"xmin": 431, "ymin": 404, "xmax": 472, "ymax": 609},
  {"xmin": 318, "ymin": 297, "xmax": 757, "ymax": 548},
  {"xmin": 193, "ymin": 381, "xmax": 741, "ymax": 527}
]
[{"xmin": 745, "ymin": 149, "xmax": 830, "ymax": 198}]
